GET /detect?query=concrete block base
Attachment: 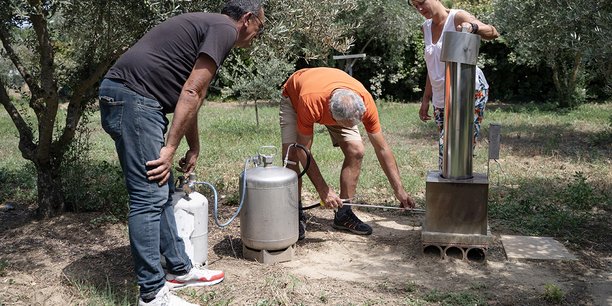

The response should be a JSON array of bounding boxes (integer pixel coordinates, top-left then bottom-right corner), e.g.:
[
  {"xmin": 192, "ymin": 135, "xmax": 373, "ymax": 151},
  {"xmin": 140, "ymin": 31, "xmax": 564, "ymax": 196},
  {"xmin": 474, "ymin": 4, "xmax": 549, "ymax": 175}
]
[
  {"xmin": 424, "ymin": 171, "xmax": 489, "ymax": 235},
  {"xmin": 422, "ymin": 226, "xmax": 492, "ymax": 261},
  {"xmin": 422, "ymin": 171, "xmax": 492, "ymax": 261},
  {"xmin": 243, "ymin": 244, "xmax": 295, "ymax": 264}
]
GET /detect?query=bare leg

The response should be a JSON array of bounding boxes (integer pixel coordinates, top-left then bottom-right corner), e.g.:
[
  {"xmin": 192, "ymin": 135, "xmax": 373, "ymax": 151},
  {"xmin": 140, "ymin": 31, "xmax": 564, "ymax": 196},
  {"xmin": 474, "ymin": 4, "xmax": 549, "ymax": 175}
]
[
  {"xmin": 332, "ymin": 140, "xmax": 372, "ymax": 235},
  {"xmin": 337, "ymin": 140, "xmax": 364, "ymax": 214}
]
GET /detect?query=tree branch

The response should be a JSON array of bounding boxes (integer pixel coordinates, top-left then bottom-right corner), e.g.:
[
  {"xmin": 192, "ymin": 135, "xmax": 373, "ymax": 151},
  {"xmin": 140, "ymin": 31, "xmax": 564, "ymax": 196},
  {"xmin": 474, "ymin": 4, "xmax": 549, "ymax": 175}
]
[
  {"xmin": 29, "ymin": 0, "xmax": 59, "ymax": 164},
  {"xmin": 57, "ymin": 51, "xmax": 123, "ymax": 150},
  {"xmin": 0, "ymin": 78, "xmax": 36, "ymax": 161},
  {"xmin": 0, "ymin": 26, "xmax": 40, "ymax": 96},
  {"xmin": 29, "ymin": 0, "xmax": 57, "ymax": 100},
  {"xmin": 569, "ymin": 52, "xmax": 582, "ymax": 90},
  {"xmin": 551, "ymin": 60, "xmax": 561, "ymax": 94}
]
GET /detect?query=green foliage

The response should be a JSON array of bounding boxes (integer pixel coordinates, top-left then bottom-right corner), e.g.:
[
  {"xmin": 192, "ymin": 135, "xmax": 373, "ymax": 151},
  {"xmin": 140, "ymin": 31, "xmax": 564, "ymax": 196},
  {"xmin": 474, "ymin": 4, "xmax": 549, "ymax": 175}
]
[
  {"xmin": 562, "ymin": 172, "xmax": 595, "ymax": 211},
  {"xmin": 493, "ymin": 0, "xmax": 612, "ymax": 107},
  {"xmin": 196, "ymin": 290, "xmax": 232, "ymax": 305},
  {"xmin": 489, "ymin": 171, "xmax": 608, "ymax": 243},
  {"xmin": 404, "ymin": 281, "xmax": 418, "ymax": 293},
  {"xmin": 0, "ymin": 0, "xmax": 215, "ymax": 217},
  {"xmin": 0, "ymin": 259, "xmax": 8, "ymax": 277},
  {"xmin": 542, "ymin": 283, "xmax": 565, "ymax": 303},
  {"xmin": 319, "ymin": 293, "xmax": 329, "ymax": 303},
  {"xmin": 0, "ymin": 164, "xmax": 38, "ymax": 205},
  {"xmin": 349, "ymin": 0, "xmax": 424, "ymax": 100},
  {"xmin": 216, "ymin": 0, "xmax": 359, "ymax": 101},
  {"xmin": 61, "ymin": 112, "xmax": 128, "ymax": 218},
  {"xmin": 68, "ymin": 277, "xmax": 136, "ymax": 306},
  {"xmin": 265, "ymin": 0, "xmax": 358, "ymax": 62},
  {"xmin": 219, "ymin": 49, "xmax": 294, "ymax": 102},
  {"xmin": 423, "ymin": 289, "xmax": 485, "ymax": 306}
]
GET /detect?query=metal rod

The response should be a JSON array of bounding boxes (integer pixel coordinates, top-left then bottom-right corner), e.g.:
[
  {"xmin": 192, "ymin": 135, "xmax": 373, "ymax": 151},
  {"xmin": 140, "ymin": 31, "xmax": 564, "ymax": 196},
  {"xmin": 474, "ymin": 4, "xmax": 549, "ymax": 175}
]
[
  {"xmin": 303, "ymin": 199, "xmax": 426, "ymax": 213},
  {"xmin": 341, "ymin": 203, "xmax": 425, "ymax": 213}
]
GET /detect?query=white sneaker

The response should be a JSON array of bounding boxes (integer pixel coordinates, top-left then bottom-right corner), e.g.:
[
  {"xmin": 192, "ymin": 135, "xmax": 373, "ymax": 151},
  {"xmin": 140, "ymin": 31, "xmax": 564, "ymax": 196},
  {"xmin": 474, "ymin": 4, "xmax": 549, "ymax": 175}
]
[
  {"xmin": 138, "ymin": 285, "xmax": 199, "ymax": 306},
  {"xmin": 165, "ymin": 267, "xmax": 225, "ymax": 290}
]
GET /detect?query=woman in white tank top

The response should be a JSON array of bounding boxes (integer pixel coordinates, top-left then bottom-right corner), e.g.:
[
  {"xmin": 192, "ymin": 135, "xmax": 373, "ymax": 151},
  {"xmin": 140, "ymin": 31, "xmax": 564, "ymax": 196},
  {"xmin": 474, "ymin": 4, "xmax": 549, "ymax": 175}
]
[{"xmin": 410, "ymin": 0, "xmax": 499, "ymax": 169}]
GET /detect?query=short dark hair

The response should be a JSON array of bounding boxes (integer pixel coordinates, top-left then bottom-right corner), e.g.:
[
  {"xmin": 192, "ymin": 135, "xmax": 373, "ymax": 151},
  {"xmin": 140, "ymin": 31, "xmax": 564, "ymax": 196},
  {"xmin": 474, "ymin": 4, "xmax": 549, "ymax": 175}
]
[{"xmin": 221, "ymin": 0, "xmax": 263, "ymax": 21}]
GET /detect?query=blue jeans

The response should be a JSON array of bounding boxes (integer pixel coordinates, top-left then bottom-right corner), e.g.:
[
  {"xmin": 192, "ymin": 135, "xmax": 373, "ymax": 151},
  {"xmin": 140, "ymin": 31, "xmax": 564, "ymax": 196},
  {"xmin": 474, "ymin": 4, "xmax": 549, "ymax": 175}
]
[{"xmin": 98, "ymin": 78, "xmax": 192, "ymax": 300}]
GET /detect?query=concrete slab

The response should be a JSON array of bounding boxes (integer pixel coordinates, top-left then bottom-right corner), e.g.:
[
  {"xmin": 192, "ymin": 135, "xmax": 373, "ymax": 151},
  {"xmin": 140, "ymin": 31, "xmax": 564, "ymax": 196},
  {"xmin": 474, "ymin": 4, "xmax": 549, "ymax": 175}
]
[
  {"xmin": 590, "ymin": 281, "xmax": 612, "ymax": 306},
  {"xmin": 501, "ymin": 235, "xmax": 577, "ymax": 260}
]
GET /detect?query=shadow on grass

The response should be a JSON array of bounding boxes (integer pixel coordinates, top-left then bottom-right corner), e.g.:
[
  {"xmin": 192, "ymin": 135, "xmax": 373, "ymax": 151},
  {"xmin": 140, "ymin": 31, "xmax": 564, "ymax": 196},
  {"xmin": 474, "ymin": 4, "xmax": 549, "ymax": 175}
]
[
  {"xmin": 493, "ymin": 122, "xmax": 611, "ymax": 160},
  {"xmin": 63, "ymin": 246, "xmax": 137, "ymax": 304},
  {"xmin": 488, "ymin": 174, "xmax": 611, "ymax": 254},
  {"xmin": 485, "ymin": 102, "xmax": 568, "ymax": 114},
  {"xmin": 212, "ymin": 235, "xmax": 244, "ymax": 261},
  {"xmin": 404, "ymin": 120, "xmax": 611, "ymax": 161},
  {"xmin": 397, "ymin": 102, "xmax": 611, "ymax": 161},
  {"xmin": 0, "ymin": 165, "xmax": 37, "ymax": 204}
]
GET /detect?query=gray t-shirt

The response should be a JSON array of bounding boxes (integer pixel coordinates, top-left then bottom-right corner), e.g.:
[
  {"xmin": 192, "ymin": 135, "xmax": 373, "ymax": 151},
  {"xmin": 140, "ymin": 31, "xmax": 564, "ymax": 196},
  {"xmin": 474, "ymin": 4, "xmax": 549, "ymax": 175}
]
[{"xmin": 105, "ymin": 13, "xmax": 237, "ymax": 113}]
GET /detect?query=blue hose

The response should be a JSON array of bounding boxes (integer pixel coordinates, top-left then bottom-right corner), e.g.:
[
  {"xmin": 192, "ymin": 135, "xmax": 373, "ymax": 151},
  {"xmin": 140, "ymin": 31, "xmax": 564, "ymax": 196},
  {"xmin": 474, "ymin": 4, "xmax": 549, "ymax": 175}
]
[{"xmin": 208, "ymin": 157, "xmax": 251, "ymax": 228}]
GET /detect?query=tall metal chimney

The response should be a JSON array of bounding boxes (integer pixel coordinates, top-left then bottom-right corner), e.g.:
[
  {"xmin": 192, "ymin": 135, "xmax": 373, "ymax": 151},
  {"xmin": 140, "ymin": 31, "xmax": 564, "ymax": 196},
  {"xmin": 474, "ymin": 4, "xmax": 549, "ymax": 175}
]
[{"xmin": 440, "ymin": 28, "xmax": 481, "ymax": 179}]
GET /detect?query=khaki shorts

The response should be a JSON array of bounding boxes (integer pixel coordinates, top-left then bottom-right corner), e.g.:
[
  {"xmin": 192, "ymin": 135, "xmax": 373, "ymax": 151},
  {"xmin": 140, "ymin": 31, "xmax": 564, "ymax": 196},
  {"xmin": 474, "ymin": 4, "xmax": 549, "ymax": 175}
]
[{"xmin": 280, "ymin": 96, "xmax": 362, "ymax": 146}]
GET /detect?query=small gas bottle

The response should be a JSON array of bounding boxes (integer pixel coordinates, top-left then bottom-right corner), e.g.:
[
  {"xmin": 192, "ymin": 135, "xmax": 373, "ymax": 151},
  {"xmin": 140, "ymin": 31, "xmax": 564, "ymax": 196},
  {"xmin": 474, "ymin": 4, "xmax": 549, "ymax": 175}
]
[{"xmin": 172, "ymin": 173, "xmax": 209, "ymax": 267}]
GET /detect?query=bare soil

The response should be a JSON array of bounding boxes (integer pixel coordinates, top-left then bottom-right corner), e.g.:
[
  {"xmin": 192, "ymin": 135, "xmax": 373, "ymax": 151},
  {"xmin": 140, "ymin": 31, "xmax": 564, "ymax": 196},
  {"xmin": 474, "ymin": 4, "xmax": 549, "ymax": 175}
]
[{"xmin": 0, "ymin": 200, "xmax": 610, "ymax": 306}]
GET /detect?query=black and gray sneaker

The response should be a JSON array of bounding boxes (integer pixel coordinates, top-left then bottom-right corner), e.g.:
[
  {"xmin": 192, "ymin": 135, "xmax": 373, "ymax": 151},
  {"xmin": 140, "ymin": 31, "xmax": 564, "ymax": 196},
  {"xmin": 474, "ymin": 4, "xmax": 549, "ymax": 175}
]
[
  {"xmin": 332, "ymin": 210, "xmax": 372, "ymax": 235},
  {"xmin": 298, "ymin": 207, "xmax": 306, "ymax": 240}
]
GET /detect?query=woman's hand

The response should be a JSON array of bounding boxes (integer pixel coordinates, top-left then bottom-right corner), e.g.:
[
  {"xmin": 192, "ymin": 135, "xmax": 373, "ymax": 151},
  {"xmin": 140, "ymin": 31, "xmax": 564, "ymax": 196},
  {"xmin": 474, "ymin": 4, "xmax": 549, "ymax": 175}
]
[{"xmin": 419, "ymin": 101, "xmax": 432, "ymax": 122}]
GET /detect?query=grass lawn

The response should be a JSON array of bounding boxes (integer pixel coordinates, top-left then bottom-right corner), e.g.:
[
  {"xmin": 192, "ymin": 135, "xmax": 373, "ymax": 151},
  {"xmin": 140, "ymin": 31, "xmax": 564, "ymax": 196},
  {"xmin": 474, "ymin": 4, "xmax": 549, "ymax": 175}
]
[
  {"xmin": 0, "ymin": 100, "xmax": 610, "ymax": 305},
  {"xmin": 1, "ymin": 100, "xmax": 610, "ymax": 242}
]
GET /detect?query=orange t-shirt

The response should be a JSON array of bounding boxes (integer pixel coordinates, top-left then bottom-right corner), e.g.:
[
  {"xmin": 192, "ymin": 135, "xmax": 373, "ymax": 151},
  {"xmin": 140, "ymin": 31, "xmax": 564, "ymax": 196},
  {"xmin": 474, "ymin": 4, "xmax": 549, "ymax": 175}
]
[{"xmin": 281, "ymin": 67, "xmax": 381, "ymax": 136}]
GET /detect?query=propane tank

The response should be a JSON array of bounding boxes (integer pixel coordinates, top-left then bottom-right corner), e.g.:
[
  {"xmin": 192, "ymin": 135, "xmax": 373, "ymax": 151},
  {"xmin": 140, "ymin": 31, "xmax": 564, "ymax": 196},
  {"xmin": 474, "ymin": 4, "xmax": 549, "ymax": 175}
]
[
  {"xmin": 239, "ymin": 148, "xmax": 299, "ymax": 251},
  {"xmin": 172, "ymin": 173, "xmax": 209, "ymax": 267}
]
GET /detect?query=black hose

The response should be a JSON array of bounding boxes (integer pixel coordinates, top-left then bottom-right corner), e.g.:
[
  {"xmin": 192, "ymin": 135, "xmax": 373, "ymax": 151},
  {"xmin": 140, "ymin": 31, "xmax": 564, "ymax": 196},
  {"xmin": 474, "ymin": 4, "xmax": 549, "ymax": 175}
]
[
  {"xmin": 290, "ymin": 143, "xmax": 311, "ymax": 178},
  {"xmin": 300, "ymin": 202, "xmax": 320, "ymax": 210}
]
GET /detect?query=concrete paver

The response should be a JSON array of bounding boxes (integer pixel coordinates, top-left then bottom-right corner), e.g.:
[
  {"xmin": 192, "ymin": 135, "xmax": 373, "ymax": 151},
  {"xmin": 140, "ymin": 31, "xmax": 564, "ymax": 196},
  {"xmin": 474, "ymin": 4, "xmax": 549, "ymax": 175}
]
[{"xmin": 501, "ymin": 235, "xmax": 577, "ymax": 260}]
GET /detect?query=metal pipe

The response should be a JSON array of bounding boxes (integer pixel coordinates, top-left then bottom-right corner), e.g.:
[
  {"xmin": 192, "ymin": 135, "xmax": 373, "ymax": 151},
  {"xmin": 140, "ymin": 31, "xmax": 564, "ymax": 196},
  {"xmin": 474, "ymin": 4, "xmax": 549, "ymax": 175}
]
[{"xmin": 440, "ymin": 29, "xmax": 481, "ymax": 179}]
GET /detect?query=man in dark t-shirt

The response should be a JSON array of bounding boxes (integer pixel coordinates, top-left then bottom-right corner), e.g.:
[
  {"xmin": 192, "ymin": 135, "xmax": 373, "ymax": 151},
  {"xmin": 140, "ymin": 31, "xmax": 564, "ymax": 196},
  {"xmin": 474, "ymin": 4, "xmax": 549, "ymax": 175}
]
[{"xmin": 98, "ymin": 1, "xmax": 265, "ymax": 305}]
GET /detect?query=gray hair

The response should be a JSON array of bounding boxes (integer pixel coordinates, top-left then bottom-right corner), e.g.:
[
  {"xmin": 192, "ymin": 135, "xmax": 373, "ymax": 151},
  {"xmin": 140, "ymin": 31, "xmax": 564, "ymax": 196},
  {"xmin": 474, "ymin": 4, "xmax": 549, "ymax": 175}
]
[
  {"xmin": 330, "ymin": 88, "xmax": 366, "ymax": 126},
  {"xmin": 221, "ymin": 0, "xmax": 263, "ymax": 21}
]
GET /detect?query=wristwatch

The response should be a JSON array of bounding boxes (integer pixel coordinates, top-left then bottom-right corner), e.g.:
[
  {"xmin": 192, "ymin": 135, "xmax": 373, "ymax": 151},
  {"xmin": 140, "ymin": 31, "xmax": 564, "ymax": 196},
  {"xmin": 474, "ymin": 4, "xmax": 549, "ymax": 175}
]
[{"xmin": 471, "ymin": 22, "xmax": 479, "ymax": 34}]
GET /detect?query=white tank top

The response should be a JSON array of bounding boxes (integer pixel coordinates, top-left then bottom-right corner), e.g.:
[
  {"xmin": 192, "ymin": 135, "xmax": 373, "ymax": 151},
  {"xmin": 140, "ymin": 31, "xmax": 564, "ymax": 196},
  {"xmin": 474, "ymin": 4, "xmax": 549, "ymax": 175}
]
[{"xmin": 423, "ymin": 9, "xmax": 488, "ymax": 109}]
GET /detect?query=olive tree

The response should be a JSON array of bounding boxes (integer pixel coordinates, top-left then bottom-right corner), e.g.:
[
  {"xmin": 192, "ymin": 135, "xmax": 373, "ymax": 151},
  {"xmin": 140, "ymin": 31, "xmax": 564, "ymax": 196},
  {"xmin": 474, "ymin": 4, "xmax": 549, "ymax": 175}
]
[
  {"xmin": 0, "ymin": 0, "xmax": 199, "ymax": 218},
  {"xmin": 348, "ymin": 0, "xmax": 423, "ymax": 99},
  {"xmin": 494, "ymin": 0, "xmax": 611, "ymax": 107},
  {"xmin": 219, "ymin": 0, "xmax": 360, "ymax": 102},
  {"xmin": 0, "ymin": 0, "xmax": 364, "ymax": 218}
]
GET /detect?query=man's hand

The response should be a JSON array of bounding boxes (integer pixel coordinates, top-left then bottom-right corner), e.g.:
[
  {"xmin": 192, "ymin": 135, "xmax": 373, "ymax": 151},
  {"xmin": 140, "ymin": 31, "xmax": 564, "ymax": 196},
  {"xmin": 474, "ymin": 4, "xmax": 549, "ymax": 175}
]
[
  {"xmin": 396, "ymin": 189, "xmax": 416, "ymax": 209},
  {"xmin": 320, "ymin": 186, "xmax": 343, "ymax": 208},
  {"xmin": 146, "ymin": 146, "xmax": 176, "ymax": 185},
  {"xmin": 177, "ymin": 148, "xmax": 199, "ymax": 174}
]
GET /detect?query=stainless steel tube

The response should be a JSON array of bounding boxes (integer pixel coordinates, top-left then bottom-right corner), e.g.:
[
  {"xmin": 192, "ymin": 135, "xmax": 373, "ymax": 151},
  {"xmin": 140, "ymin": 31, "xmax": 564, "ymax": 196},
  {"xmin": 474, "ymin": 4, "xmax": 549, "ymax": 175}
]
[{"xmin": 440, "ymin": 30, "xmax": 481, "ymax": 179}]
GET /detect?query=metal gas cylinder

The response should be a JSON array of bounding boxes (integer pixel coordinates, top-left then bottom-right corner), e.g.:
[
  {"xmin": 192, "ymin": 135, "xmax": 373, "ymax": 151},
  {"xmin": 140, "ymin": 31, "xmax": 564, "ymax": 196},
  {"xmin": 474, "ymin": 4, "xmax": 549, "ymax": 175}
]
[
  {"xmin": 172, "ymin": 173, "xmax": 209, "ymax": 267},
  {"xmin": 239, "ymin": 150, "xmax": 298, "ymax": 251}
]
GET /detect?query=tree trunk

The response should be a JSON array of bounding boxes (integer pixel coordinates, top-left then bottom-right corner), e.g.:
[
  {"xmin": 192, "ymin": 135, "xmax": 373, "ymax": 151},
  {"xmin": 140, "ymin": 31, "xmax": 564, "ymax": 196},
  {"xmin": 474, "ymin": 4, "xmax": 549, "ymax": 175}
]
[
  {"xmin": 35, "ymin": 162, "xmax": 65, "ymax": 219},
  {"xmin": 551, "ymin": 52, "xmax": 584, "ymax": 108}
]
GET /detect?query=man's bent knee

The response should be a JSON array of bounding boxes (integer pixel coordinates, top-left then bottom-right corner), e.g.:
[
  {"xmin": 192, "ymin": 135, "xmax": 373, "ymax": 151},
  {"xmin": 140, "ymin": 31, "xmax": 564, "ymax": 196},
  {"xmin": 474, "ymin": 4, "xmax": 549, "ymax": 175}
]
[{"xmin": 341, "ymin": 141, "xmax": 365, "ymax": 161}]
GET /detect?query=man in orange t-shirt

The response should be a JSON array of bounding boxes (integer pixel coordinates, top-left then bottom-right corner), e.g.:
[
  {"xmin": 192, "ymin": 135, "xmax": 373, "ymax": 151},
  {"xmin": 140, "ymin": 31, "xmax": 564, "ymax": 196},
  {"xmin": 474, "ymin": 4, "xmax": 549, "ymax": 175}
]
[{"xmin": 280, "ymin": 67, "xmax": 415, "ymax": 239}]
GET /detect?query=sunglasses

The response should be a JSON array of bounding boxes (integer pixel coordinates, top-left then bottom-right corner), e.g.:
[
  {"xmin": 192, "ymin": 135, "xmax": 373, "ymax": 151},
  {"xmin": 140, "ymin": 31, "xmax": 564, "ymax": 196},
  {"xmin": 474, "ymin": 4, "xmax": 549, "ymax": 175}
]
[
  {"xmin": 410, "ymin": 0, "xmax": 427, "ymax": 7},
  {"xmin": 251, "ymin": 13, "xmax": 265, "ymax": 35}
]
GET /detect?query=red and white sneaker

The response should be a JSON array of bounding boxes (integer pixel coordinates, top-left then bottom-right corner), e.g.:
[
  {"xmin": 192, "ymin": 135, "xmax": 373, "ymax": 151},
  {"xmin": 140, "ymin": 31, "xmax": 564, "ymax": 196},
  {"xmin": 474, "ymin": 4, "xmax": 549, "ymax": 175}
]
[{"xmin": 165, "ymin": 267, "xmax": 225, "ymax": 290}]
